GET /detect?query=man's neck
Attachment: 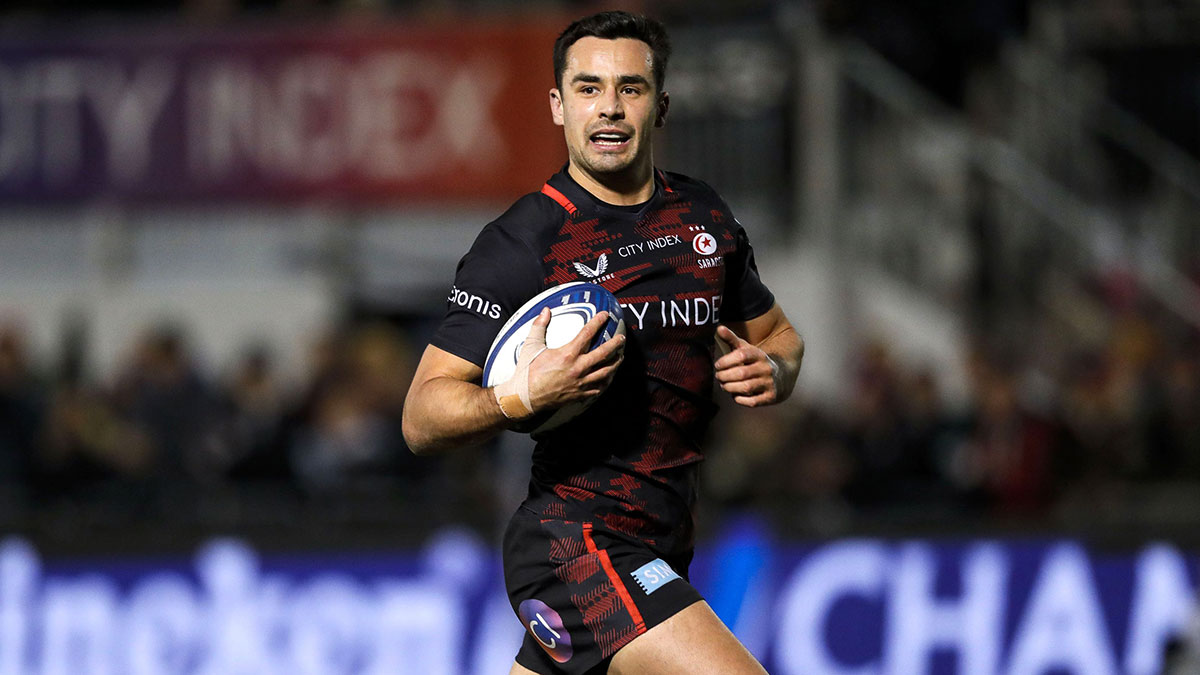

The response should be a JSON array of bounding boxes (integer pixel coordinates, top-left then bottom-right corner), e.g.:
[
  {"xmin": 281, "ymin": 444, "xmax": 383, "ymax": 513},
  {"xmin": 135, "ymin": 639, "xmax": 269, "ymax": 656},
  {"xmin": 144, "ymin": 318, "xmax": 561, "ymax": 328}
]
[{"xmin": 567, "ymin": 162, "xmax": 655, "ymax": 206}]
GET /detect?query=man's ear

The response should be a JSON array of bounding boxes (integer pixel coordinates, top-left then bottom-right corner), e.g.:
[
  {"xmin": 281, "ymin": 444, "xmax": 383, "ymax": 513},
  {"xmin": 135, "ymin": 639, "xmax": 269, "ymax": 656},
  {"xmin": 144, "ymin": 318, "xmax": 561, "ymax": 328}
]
[
  {"xmin": 655, "ymin": 91, "xmax": 670, "ymax": 128},
  {"xmin": 550, "ymin": 88, "xmax": 565, "ymax": 127}
]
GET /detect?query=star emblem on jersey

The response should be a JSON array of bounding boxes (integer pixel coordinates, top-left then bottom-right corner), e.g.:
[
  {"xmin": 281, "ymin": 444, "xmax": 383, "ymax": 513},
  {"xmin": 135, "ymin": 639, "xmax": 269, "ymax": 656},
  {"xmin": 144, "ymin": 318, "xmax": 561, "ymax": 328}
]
[
  {"xmin": 693, "ymin": 232, "xmax": 717, "ymax": 255},
  {"xmin": 573, "ymin": 254, "xmax": 608, "ymax": 279}
]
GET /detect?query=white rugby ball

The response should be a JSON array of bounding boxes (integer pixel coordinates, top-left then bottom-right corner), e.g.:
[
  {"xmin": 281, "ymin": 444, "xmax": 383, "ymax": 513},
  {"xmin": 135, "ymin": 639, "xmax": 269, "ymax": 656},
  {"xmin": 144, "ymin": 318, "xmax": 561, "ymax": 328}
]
[{"xmin": 483, "ymin": 282, "xmax": 625, "ymax": 434}]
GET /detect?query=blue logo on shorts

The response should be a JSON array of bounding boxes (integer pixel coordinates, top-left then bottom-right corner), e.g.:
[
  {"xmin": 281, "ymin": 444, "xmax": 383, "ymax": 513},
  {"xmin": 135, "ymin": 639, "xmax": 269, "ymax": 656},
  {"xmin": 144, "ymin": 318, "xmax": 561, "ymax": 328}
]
[
  {"xmin": 630, "ymin": 558, "xmax": 681, "ymax": 595},
  {"xmin": 518, "ymin": 599, "xmax": 573, "ymax": 663}
]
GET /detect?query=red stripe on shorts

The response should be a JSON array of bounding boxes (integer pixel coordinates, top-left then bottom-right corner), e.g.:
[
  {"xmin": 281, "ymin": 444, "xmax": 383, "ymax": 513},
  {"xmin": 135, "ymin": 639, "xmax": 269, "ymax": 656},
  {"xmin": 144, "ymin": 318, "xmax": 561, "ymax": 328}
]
[{"xmin": 582, "ymin": 523, "xmax": 646, "ymax": 633}]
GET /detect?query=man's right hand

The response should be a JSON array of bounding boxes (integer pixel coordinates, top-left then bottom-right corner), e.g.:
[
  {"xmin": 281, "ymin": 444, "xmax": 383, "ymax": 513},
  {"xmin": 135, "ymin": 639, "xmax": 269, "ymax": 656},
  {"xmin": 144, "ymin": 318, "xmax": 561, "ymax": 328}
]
[
  {"xmin": 523, "ymin": 308, "xmax": 625, "ymax": 415},
  {"xmin": 404, "ymin": 309, "xmax": 626, "ymax": 453}
]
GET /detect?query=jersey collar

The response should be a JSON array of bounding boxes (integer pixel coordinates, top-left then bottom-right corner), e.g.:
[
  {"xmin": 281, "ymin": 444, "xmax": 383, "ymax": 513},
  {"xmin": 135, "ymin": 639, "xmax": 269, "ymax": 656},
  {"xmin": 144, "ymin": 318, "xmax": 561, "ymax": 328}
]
[{"xmin": 544, "ymin": 165, "xmax": 669, "ymax": 219}]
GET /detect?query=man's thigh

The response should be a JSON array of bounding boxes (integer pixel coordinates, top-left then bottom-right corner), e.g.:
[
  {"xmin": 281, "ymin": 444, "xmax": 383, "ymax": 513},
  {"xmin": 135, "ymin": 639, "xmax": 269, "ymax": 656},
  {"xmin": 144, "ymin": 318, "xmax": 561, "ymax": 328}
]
[
  {"xmin": 608, "ymin": 601, "xmax": 768, "ymax": 675},
  {"xmin": 504, "ymin": 512, "xmax": 703, "ymax": 673}
]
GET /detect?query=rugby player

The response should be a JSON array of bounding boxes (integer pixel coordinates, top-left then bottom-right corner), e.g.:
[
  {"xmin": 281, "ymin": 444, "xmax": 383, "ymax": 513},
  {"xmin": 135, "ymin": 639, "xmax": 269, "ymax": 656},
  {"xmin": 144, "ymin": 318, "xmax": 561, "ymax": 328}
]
[{"xmin": 403, "ymin": 11, "xmax": 803, "ymax": 674}]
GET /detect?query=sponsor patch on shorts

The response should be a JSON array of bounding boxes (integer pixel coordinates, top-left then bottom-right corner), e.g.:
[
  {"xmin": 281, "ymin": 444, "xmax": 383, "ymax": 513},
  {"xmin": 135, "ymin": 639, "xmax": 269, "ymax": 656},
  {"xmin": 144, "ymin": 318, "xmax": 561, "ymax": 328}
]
[
  {"xmin": 518, "ymin": 599, "xmax": 573, "ymax": 663},
  {"xmin": 630, "ymin": 558, "xmax": 681, "ymax": 595}
]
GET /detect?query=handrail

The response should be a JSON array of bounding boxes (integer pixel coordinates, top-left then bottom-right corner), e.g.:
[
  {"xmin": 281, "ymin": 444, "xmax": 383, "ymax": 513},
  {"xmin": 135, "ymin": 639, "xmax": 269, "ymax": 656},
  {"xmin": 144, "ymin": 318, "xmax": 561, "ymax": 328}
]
[
  {"xmin": 1008, "ymin": 46, "xmax": 1200, "ymax": 203},
  {"xmin": 836, "ymin": 39, "xmax": 1200, "ymax": 330},
  {"xmin": 974, "ymin": 138, "xmax": 1200, "ymax": 328}
]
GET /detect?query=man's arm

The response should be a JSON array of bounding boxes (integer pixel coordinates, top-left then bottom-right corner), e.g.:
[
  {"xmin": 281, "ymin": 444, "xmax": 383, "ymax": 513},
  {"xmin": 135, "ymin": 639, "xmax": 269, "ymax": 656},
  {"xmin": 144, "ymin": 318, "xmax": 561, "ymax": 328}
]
[
  {"xmin": 715, "ymin": 303, "xmax": 804, "ymax": 407},
  {"xmin": 402, "ymin": 309, "xmax": 625, "ymax": 454},
  {"xmin": 401, "ymin": 345, "xmax": 509, "ymax": 455}
]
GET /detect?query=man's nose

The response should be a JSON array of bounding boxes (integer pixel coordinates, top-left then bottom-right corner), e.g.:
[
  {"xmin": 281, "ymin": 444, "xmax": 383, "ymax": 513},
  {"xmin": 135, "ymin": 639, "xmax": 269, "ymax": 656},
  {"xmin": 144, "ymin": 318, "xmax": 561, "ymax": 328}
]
[{"xmin": 598, "ymin": 88, "xmax": 624, "ymax": 119}]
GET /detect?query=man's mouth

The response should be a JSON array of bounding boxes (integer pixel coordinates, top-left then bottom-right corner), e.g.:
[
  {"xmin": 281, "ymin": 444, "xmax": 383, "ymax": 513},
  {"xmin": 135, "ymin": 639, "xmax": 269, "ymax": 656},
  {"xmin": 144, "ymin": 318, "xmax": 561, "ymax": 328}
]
[{"xmin": 589, "ymin": 130, "xmax": 631, "ymax": 147}]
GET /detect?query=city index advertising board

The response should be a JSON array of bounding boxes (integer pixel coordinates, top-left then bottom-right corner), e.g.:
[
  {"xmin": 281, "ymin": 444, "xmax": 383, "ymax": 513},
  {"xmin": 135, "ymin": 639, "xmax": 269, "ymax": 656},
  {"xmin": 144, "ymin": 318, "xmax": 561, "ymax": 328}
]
[{"xmin": 0, "ymin": 21, "xmax": 567, "ymax": 205}]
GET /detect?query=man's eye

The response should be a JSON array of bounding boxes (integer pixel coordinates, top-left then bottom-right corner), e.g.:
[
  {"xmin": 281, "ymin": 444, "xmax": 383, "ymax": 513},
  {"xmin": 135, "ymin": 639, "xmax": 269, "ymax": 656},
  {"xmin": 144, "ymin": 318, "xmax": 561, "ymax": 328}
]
[
  {"xmin": 581, "ymin": 86, "xmax": 598, "ymax": 94},
  {"xmin": 622, "ymin": 87, "xmax": 640, "ymax": 95}
]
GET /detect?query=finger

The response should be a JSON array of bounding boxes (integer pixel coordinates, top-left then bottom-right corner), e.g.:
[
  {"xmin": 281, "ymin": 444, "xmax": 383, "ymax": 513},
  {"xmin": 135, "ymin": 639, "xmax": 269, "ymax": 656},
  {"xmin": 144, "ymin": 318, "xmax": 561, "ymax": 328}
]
[
  {"xmin": 581, "ymin": 354, "xmax": 624, "ymax": 385},
  {"xmin": 527, "ymin": 307, "xmax": 551, "ymax": 346},
  {"xmin": 714, "ymin": 366, "xmax": 741, "ymax": 383},
  {"xmin": 715, "ymin": 366, "xmax": 753, "ymax": 384},
  {"xmin": 733, "ymin": 391, "xmax": 777, "ymax": 408},
  {"xmin": 715, "ymin": 348, "xmax": 753, "ymax": 370},
  {"xmin": 719, "ymin": 378, "xmax": 770, "ymax": 396},
  {"xmin": 714, "ymin": 361, "xmax": 773, "ymax": 383},
  {"xmin": 716, "ymin": 325, "xmax": 745, "ymax": 349},
  {"xmin": 717, "ymin": 343, "xmax": 773, "ymax": 371},
  {"xmin": 577, "ymin": 333, "xmax": 625, "ymax": 370},
  {"xmin": 580, "ymin": 360, "xmax": 622, "ymax": 389},
  {"xmin": 579, "ymin": 380, "xmax": 616, "ymax": 399},
  {"xmin": 577, "ymin": 389, "xmax": 608, "ymax": 406},
  {"xmin": 565, "ymin": 311, "xmax": 610, "ymax": 353}
]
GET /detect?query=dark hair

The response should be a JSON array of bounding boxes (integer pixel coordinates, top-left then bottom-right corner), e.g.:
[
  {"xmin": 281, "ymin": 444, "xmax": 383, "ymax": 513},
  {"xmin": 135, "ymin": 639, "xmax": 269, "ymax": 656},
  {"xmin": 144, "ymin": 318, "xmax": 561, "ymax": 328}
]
[{"xmin": 553, "ymin": 11, "xmax": 671, "ymax": 92}]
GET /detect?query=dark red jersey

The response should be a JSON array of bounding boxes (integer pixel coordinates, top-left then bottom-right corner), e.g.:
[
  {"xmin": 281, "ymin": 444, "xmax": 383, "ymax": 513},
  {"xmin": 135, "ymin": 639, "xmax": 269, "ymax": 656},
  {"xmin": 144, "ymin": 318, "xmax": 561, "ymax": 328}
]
[{"xmin": 431, "ymin": 167, "xmax": 775, "ymax": 556}]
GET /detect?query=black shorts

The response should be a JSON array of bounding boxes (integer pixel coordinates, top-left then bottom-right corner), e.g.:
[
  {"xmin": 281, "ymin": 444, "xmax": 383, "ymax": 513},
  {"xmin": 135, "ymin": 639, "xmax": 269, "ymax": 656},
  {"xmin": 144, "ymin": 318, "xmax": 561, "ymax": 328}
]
[{"xmin": 502, "ymin": 506, "xmax": 705, "ymax": 674}]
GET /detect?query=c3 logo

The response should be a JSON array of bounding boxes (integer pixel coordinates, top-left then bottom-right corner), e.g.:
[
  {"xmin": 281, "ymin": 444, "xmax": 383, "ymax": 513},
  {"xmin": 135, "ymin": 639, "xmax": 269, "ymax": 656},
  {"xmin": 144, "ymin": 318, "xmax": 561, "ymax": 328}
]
[
  {"xmin": 530, "ymin": 612, "xmax": 561, "ymax": 648},
  {"xmin": 518, "ymin": 599, "xmax": 573, "ymax": 663}
]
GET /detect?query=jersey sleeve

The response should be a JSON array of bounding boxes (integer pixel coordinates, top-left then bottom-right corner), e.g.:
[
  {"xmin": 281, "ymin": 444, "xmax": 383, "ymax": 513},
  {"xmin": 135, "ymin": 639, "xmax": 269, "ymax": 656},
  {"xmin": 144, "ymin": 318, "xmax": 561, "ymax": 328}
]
[
  {"xmin": 429, "ymin": 223, "xmax": 542, "ymax": 369},
  {"xmin": 721, "ymin": 222, "xmax": 776, "ymax": 322}
]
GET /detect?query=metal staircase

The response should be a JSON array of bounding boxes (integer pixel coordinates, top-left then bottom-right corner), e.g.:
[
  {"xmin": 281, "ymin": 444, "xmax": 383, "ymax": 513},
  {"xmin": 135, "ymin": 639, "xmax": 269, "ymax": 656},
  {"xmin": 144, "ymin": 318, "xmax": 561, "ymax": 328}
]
[{"xmin": 797, "ymin": 1, "xmax": 1200, "ymax": 332}]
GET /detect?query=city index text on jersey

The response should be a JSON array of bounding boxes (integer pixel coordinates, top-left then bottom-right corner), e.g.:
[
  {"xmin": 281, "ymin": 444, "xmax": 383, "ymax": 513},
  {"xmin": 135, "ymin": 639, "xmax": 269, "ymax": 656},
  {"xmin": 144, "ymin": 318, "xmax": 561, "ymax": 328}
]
[{"xmin": 620, "ymin": 295, "xmax": 722, "ymax": 331}]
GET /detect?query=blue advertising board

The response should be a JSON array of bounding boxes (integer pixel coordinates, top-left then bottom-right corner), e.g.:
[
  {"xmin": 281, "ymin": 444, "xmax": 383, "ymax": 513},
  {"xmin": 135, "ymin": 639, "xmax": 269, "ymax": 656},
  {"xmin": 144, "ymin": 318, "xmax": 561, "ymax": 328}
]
[{"xmin": 0, "ymin": 528, "xmax": 1195, "ymax": 674}]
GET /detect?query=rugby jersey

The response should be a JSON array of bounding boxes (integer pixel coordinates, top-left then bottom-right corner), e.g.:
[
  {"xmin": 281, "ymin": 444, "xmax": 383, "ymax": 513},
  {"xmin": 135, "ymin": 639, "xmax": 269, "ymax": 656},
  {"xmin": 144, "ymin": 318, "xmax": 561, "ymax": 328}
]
[{"xmin": 431, "ymin": 166, "xmax": 775, "ymax": 555}]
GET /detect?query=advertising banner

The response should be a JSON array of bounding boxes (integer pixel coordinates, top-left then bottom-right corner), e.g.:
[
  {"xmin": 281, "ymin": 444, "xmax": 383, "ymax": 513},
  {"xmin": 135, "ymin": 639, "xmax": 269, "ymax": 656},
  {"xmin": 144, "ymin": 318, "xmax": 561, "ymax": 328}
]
[
  {"xmin": 0, "ymin": 21, "xmax": 566, "ymax": 204},
  {"xmin": 0, "ymin": 530, "xmax": 1195, "ymax": 674}
]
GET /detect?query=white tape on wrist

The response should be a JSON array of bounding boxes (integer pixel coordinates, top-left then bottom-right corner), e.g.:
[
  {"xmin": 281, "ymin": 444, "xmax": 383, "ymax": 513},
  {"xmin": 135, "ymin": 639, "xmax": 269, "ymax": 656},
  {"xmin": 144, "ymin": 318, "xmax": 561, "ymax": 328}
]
[{"xmin": 494, "ymin": 320, "xmax": 548, "ymax": 420}]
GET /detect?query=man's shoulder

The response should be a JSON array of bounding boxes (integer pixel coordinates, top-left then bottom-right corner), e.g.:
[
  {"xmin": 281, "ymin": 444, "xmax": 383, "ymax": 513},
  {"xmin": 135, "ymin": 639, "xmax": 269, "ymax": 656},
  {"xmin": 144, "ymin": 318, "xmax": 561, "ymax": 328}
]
[
  {"xmin": 487, "ymin": 189, "xmax": 569, "ymax": 237},
  {"xmin": 465, "ymin": 188, "xmax": 569, "ymax": 262}
]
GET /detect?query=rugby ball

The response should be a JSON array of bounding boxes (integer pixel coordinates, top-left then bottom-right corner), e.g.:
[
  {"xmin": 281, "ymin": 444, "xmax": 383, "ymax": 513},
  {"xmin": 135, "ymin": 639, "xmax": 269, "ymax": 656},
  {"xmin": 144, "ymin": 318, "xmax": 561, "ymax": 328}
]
[{"xmin": 483, "ymin": 282, "xmax": 625, "ymax": 434}]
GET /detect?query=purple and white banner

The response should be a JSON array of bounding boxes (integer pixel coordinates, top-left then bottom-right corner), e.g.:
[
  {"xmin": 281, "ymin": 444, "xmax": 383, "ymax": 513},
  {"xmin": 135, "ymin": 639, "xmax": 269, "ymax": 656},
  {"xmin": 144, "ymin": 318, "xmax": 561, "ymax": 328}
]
[{"xmin": 0, "ymin": 529, "xmax": 1195, "ymax": 674}]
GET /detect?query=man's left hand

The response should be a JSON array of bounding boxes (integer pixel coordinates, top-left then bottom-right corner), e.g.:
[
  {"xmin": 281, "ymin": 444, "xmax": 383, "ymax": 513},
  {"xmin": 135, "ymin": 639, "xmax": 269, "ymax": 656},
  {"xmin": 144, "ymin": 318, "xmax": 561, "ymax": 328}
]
[{"xmin": 714, "ymin": 325, "xmax": 781, "ymax": 408}]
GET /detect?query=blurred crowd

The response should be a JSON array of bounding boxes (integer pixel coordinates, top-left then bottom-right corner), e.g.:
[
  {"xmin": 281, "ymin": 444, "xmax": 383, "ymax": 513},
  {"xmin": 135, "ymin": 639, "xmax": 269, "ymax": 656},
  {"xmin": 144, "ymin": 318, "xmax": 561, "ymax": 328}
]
[
  {"xmin": 0, "ymin": 316, "xmax": 503, "ymax": 539},
  {"xmin": 2, "ymin": 261, "xmax": 1198, "ymax": 543},
  {"xmin": 705, "ymin": 269, "xmax": 1200, "ymax": 535}
]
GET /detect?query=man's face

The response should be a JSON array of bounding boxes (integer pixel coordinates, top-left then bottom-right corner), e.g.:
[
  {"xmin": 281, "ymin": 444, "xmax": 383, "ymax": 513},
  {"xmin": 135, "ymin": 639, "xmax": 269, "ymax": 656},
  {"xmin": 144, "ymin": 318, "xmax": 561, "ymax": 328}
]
[{"xmin": 551, "ymin": 37, "xmax": 667, "ymax": 181}]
